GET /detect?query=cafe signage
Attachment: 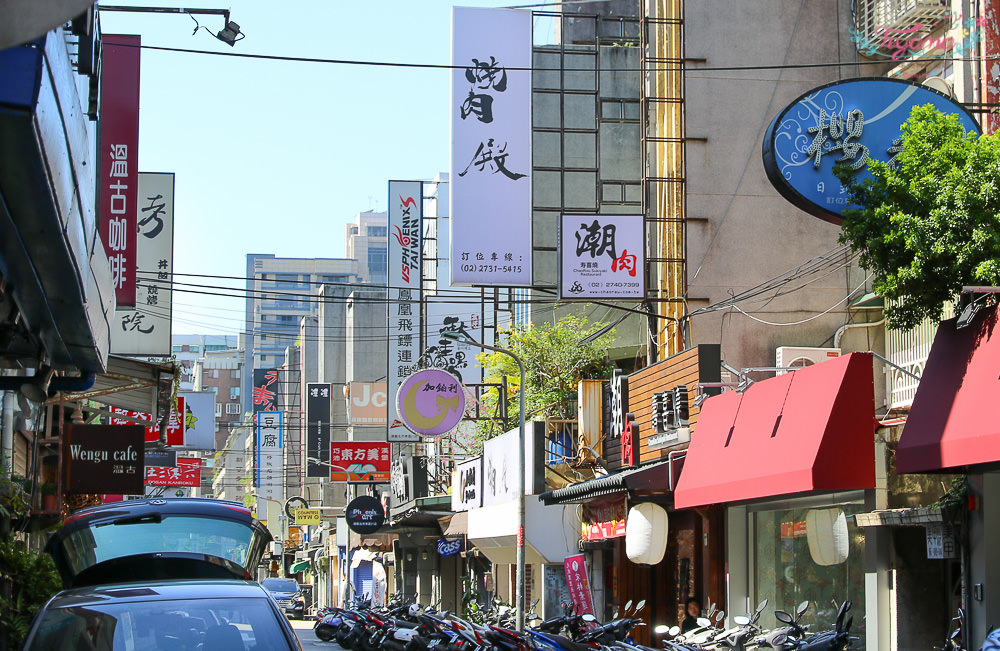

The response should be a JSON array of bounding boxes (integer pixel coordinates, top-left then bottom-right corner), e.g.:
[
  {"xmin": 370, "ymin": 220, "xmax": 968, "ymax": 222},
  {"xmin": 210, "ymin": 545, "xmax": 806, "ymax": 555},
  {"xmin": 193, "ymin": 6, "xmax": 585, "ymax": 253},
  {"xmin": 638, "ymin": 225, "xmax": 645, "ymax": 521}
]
[{"xmin": 64, "ymin": 424, "xmax": 145, "ymax": 494}]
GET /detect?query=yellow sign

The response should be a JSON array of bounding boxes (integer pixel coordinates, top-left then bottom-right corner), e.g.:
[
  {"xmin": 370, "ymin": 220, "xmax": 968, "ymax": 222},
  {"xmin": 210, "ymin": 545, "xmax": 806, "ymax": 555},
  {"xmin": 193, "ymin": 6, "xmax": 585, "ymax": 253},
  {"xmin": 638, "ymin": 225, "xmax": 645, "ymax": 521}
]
[{"xmin": 294, "ymin": 508, "xmax": 322, "ymax": 525}]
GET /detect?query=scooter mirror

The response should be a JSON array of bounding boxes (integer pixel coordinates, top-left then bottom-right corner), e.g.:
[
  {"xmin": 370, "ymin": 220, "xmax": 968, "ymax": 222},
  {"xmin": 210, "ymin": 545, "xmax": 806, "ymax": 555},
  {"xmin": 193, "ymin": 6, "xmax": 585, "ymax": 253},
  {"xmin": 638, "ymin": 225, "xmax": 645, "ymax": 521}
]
[
  {"xmin": 714, "ymin": 610, "xmax": 725, "ymax": 623},
  {"xmin": 582, "ymin": 614, "xmax": 597, "ymax": 622},
  {"xmin": 797, "ymin": 600, "xmax": 810, "ymax": 617},
  {"xmin": 775, "ymin": 611, "xmax": 793, "ymax": 624},
  {"xmin": 654, "ymin": 625, "xmax": 671, "ymax": 635},
  {"xmin": 755, "ymin": 599, "xmax": 768, "ymax": 615},
  {"xmin": 696, "ymin": 617, "xmax": 712, "ymax": 627},
  {"xmin": 625, "ymin": 600, "xmax": 633, "ymax": 612},
  {"xmin": 668, "ymin": 626, "xmax": 680, "ymax": 636},
  {"xmin": 733, "ymin": 616, "xmax": 750, "ymax": 626},
  {"xmin": 612, "ymin": 608, "xmax": 620, "ymax": 619},
  {"xmin": 635, "ymin": 599, "xmax": 646, "ymax": 614}
]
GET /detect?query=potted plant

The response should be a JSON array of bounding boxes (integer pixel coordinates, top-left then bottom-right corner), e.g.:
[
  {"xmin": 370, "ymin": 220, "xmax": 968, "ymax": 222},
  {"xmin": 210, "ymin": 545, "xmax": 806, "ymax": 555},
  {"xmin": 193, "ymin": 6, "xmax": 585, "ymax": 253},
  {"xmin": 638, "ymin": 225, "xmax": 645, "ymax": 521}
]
[{"xmin": 39, "ymin": 482, "xmax": 59, "ymax": 512}]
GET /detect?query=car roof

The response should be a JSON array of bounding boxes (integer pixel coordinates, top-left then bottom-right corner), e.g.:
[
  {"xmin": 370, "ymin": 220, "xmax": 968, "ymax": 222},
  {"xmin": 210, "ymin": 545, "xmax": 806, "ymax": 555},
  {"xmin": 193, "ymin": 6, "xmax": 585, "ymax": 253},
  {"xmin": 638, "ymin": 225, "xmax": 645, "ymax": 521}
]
[{"xmin": 43, "ymin": 579, "xmax": 272, "ymax": 608}]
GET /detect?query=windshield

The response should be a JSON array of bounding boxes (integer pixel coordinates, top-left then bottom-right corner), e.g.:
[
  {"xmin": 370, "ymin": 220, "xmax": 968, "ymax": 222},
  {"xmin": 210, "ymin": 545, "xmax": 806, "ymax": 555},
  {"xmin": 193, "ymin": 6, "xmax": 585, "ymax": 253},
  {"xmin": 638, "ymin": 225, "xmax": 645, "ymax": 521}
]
[
  {"xmin": 59, "ymin": 516, "xmax": 257, "ymax": 578},
  {"xmin": 261, "ymin": 579, "xmax": 298, "ymax": 593},
  {"xmin": 26, "ymin": 596, "xmax": 293, "ymax": 650}
]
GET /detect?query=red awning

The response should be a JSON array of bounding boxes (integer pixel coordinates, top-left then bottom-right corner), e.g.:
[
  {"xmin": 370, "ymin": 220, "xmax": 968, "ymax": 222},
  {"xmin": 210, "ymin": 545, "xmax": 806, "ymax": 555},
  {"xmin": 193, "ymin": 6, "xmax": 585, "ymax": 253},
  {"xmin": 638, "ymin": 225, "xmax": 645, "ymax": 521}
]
[
  {"xmin": 896, "ymin": 305, "xmax": 1000, "ymax": 473},
  {"xmin": 674, "ymin": 353, "xmax": 876, "ymax": 509}
]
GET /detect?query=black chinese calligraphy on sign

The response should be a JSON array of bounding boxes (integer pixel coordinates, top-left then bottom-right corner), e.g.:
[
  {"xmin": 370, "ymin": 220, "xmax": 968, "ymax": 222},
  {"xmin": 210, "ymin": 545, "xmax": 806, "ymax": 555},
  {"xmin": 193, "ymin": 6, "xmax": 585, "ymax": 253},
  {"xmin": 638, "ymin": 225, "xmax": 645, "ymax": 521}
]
[{"xmin": 560, "ymin": 215, "xmax": 645, "ymax": 299}]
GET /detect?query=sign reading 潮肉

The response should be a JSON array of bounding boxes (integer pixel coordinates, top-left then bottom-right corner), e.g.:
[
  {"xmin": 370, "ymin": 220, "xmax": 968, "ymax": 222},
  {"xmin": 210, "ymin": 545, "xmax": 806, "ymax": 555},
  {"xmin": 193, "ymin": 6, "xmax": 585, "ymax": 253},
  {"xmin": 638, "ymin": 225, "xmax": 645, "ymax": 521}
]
[{"xmin": 560, "ymin": 215, "xmax": 645, "ymax": 299}]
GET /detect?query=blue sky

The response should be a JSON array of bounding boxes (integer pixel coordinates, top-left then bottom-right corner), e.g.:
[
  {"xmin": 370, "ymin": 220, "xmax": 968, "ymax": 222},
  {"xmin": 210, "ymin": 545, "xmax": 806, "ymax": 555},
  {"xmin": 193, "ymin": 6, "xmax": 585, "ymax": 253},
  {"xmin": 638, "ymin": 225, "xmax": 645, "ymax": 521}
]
[{"xmin": 98, "ymin": 0, "xmax": 511, "ymax": 335}]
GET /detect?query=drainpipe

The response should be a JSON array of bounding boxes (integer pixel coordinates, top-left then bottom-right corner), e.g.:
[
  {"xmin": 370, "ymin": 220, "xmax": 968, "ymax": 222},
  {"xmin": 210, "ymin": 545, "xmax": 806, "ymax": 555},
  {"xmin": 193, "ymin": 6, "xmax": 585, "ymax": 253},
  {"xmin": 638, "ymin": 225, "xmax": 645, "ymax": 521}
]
[
  {"xmin": 833, "ymin": 318, "xmax": 886, "ymax": 349},
  {"xmin": 1, "ymin": 391, "xmax": 12, "ymax": 473}
]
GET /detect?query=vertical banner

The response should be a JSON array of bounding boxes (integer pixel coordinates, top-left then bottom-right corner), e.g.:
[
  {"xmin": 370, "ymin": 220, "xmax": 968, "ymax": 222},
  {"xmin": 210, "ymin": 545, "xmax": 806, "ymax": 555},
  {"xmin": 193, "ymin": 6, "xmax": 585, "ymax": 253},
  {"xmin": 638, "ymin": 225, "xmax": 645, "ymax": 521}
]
[
  {"xmin": 99, "ymin": 35, "xmax": 141, "ymax": 306},
  {"xmin": 256, "ymin": 410, "xmax": 283, "ymax": 501},
  {"xmin": 252, "ymin": 368, "xmax": 279, "ymax": 413},
  {"xmin": 306, "ymin": 383, "xmax": 331, "ymax": 477},
  {"xmin": 986, "ymin": 0, "xmax": 1000, "ymax": 133},
  {"xmin": 563, "ymin": 554, "xmax": 596, "ymax": 616},
  {"xmin": 387, "ymin": 181, "xmax": 422, "ymax": 442},
  {"xmin": 425, "ymin": 299, "xmax": 484, "ymax": 383},
  {"xmin": 451, "ymin": 7, "xmax": 532, "ymax": 286},
  {"xmin": 560, "ymin": 215, "xmax": 645, "ymax": 299},
  {"xmin": 111, "ymin": 172, "xmax": 173, "ymax": 354}
]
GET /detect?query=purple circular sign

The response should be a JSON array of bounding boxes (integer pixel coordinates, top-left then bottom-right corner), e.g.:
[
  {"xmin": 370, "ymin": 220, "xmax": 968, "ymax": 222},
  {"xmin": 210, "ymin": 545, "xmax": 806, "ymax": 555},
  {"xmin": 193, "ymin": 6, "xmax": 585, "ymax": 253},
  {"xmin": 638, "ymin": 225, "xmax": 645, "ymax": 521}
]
[{"xmin": 395, "ymin": 368, "xmax": 466, "ymax": 438}]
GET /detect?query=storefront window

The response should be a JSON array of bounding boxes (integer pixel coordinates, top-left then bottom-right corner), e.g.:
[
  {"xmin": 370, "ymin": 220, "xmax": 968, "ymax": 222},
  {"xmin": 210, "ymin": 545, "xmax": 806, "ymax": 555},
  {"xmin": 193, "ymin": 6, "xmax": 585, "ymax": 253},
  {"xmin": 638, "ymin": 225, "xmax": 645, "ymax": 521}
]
[{"xmin": 752, "ymin": 501, "xmax": 866, "ymax": 644}]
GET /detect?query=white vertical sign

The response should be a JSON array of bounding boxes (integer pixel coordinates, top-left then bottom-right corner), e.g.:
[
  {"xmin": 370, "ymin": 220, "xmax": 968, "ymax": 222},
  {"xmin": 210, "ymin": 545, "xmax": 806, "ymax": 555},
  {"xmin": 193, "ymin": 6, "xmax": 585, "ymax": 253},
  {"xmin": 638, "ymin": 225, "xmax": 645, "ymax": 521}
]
[
  {"xmin": 256, "ymin": 410, "xmax": 283, "ymax": 502},
  {"xmin": 388, "ymin": 181, "xmax": 422, "ymax": 442},
  {"xmin": 451, "ymin": 7, "xmax": 532, "ymax": 286},
  {"xmin": 425, "ymin": 299, "xmax": 484, "ymax": 384},
  {"xmin": 111, "ymin": 172, "xmax": 174, "ymax": 355}
]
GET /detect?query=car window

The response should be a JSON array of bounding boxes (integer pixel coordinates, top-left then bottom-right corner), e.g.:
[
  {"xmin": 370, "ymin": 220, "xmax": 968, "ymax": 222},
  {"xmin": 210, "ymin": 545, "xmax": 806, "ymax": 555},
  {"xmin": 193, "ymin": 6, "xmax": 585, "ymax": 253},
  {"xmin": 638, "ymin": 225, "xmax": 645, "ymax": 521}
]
[
  {"xmin": 58, "ymin": 515, "xmax": 256, "ymax": 577},
  {"xmin": 26, "ymin": 596, "xmax": 294, "ymax": 650},
  {"xmin": 261, "ymin": 578, "xmax": 299, "ymax": 592}
]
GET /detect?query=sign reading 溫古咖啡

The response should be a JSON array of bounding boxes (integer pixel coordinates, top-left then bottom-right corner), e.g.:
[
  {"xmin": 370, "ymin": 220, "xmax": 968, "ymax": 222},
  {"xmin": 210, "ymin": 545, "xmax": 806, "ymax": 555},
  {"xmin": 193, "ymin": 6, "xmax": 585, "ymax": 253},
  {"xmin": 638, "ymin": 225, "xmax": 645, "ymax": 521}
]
[
  {"xmin": 762, "ymin": 77, "xmax": 980, "ymax": 224},
  {"xmin": 64, "ymin": 424, "xmax": 146, "ymax": 494}
]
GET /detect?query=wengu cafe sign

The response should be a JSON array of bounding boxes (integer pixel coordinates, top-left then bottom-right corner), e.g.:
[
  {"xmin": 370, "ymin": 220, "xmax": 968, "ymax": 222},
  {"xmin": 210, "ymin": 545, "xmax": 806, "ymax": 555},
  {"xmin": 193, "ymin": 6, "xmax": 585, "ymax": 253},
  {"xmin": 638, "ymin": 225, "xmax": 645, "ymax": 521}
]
[{"xmin": 64, "ymin": 424, "xmax": 146, "ymax": 494}]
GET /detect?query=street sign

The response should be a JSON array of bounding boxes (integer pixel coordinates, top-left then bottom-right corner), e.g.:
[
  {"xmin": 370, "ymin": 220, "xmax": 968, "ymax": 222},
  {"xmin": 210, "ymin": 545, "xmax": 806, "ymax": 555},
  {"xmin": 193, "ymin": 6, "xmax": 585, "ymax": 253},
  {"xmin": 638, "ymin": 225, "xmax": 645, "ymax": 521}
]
[{"xmin": 293, "ymin": 508, "xmax": 321, "ymax": 526}]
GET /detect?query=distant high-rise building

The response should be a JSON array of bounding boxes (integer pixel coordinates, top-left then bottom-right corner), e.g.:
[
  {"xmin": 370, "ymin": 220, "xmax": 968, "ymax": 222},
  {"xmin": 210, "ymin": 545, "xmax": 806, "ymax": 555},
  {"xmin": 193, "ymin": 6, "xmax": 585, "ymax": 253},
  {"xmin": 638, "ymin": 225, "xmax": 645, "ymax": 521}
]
[{"xmin": 345, "ymin": 210, "xmax": 388, "ymax": 286}]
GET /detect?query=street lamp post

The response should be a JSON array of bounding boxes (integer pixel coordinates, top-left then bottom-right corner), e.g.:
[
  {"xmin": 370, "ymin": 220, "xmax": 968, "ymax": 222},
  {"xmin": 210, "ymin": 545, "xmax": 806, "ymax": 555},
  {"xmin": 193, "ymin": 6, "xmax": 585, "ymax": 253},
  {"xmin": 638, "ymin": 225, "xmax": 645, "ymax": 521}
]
[{"xmin": 441, "ymin": 331, "xmax": 526, "ymax": 630}]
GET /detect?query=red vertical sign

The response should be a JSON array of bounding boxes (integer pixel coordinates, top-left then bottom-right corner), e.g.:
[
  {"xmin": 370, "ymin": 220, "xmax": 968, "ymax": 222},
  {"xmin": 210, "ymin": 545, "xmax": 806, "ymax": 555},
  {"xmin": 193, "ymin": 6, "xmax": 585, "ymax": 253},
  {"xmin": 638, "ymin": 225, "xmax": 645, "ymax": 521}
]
[
  {"xmin": 986, "ymin": 1, "xmax": 1000, "ymax": 134},
  {"xmin": 563, "ymin": 554, "xmax": 595, "ymax": 616},
  {"xmin": 99, "ymin": 35, "xmax": 141, "ymax": 306}
]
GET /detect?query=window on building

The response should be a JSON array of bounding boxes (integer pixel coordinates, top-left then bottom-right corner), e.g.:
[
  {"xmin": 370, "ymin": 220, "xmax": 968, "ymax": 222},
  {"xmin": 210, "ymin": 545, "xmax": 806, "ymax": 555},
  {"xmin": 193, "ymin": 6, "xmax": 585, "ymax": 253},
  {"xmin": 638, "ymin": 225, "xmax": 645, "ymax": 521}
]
[
  {"xmin": 231, "ymin": 369, "xmax": 241, "ymax": 379},
  {"xmin": 230, "ymin": 387, "xmax": 240, "ymax": 401},
  {"xmin": 368, "ymin": 246, "xmax": 387, "ymax": 278},
  {"xmin": 226, "ymin": 403, "xmax": 240, "ymax": 415},
  {"xmin": 172, "ymin": 345, "xmax": 183, "ymax": 353},
  {"xmin": 190, "ymin": 345, "xmax": 200, "ymax": 353},
  {"xmin": 209, "ymin": 386, "xmax": 218, "ymax": 394},
  {"xmin": 367, "ymin": 225, "xmax": 387, "ymax": 237},
  {"xmin": 215, "ymin": 403, "xmax": 223, "ymax": 417}
]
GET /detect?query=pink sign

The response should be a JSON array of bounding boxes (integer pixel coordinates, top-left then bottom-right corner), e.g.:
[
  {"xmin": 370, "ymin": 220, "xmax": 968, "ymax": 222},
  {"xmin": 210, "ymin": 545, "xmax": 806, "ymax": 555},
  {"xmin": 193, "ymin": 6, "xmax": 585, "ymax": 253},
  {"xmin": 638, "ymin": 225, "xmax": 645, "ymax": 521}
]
[
  {"xmin": 563, "ymin": 553, "xmax": 595, "ymax": 616},
  {"xmin": 395, "ymin": 368, "xmax": 465, "ymax": 437},
  {"xmin": 146, "ymin": 457, "xmax": 200, "ymax": 487}
]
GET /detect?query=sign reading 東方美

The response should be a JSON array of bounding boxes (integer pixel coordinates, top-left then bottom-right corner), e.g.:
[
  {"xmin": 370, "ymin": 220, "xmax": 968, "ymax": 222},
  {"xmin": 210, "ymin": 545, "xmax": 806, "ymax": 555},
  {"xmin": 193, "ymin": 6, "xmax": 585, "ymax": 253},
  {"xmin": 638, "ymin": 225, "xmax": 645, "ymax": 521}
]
[
  {"xmin": 560, "ymin": 215, "xmax": 645, "ymax": 299},
  {"xmin": 762, "ymin": 77, "xmax": 981, "ymax": 224}
]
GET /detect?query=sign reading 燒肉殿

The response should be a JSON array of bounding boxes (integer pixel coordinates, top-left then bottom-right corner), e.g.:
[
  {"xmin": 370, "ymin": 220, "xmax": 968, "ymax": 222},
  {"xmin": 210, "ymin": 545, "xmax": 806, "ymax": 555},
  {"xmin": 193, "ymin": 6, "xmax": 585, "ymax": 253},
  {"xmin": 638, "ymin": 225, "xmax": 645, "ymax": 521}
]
[
  {"xmin": 762, "ymin": 77, "xmax": 980, "ymax": 224},
  {"xmin": 395, "ymin": 368, "xmax": 465, "ymax": 438}
]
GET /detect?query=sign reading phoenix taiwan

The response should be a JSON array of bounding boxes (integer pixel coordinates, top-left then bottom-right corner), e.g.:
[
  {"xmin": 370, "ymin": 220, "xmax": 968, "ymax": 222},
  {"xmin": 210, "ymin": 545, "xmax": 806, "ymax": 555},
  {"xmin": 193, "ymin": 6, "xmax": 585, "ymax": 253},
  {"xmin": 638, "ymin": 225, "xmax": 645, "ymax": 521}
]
[
  {"xmin": 451, "ymin": 7, "xmax": 532, "ymax": 287},
  {"xmin": 395, "ymin": 368, "xmax": 465, "ymax": 438},
  {"xmin": 99, "ymin": 35, "xmax": 141, "ymax": 306},
  {"xmin": 388, "ymin": 180, "xmax": 422, "ymax": 443},
  {"xmin": 762, "ymin": 77, "xmax": 981, "ymax": 224},
  {"xmin": 560, "ymin": 215, "xmax": 645, "ymax": 299}
]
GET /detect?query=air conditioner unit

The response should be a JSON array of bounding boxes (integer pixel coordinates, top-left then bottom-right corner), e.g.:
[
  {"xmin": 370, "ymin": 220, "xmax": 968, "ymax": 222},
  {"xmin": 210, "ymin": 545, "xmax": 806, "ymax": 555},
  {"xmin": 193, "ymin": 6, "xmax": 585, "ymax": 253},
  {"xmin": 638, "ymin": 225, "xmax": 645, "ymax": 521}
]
[{"xmin": 775, "ymin": 347, "xmax": 841, "ymax": 374}]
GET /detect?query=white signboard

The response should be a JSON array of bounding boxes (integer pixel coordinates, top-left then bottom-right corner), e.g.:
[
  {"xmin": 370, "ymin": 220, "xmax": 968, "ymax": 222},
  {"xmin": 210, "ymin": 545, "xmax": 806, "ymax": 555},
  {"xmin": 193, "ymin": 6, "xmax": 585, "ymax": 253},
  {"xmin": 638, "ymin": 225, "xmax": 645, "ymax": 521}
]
[
  {"xmin": 111, "ymin": 172, "xmax": 174, "ymax": 354},
  {"xmin": 451, "ymin": 7, "xmax": 532, "ymax": 286},
  {"xmin": 256, "ymin": 411, "xmax": 283, "ymax": 501},
  {"xmin": 560, "ymin": 215, "xmax": 645, "ymax": 299},
  {"xmin": 388, "ymin": 181, "xmax": 422, "ymax": 442},
  {"xmin": 482, "ymin": 426, "xmax": 536, "ymax": 506},
  {"xmin": 452, "ymin": 456, "xmax": 483, "ymax": 511},
  {"xmin": 178, "ymin": 391, "xmax": 216, "ymax": 450},
  {"xmin": 425, "ymin": 299, "xmax": 484, "ymax": 384}
]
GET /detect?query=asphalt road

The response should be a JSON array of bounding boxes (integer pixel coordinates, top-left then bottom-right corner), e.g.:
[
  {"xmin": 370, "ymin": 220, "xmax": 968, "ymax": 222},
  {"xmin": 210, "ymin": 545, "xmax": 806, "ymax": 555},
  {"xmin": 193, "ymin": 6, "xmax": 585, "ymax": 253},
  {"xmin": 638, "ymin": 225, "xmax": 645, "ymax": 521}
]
[{"xmin": 291, "ymin": 617, "xmax": 342, "ymax": 649}]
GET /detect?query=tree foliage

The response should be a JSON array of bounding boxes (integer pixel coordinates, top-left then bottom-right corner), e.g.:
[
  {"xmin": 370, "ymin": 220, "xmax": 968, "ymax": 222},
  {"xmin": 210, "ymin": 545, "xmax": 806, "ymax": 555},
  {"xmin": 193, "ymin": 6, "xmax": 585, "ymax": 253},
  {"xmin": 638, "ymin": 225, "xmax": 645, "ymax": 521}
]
[
  {"xmin": 836, "ymin": 104, "xmax": 1000, "ymax": 330},
  {"xmin": 468, "ymin": 314, "xmax": 616, "ymax": 449}
]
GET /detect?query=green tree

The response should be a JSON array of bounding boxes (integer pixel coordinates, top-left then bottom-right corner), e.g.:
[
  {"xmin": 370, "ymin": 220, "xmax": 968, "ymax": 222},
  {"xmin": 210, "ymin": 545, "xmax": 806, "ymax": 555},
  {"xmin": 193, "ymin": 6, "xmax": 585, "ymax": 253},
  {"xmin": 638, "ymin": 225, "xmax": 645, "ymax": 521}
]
[
  {"xmin": 835, "ymin": 104, "xmax": 1000, "ymax": 330},
  {"xmin": 465, "ymin": 315, "xmax": 616, "ymax": 451}
]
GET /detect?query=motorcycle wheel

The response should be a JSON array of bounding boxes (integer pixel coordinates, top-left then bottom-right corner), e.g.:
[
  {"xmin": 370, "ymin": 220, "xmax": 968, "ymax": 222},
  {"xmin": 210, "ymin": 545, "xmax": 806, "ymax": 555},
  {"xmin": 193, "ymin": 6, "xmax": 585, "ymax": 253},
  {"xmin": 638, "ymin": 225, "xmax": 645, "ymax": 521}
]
[{"xmin": 316, "ymin": 626, "xmax": 335, "ymax": 642}]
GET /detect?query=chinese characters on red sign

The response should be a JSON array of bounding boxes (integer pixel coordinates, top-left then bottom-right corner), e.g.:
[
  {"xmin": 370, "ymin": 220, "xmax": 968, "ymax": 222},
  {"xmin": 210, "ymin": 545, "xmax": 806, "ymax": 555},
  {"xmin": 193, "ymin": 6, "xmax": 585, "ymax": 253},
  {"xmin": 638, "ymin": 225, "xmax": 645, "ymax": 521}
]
[
  {"xmin": 146, "ymin": 457, "xmax": 200, "ymax": 487},
  {"xmin": 563, "ymin": 554, "xmax": 595, "ymax": 616},
  {"xmin": 329, "ymin": 442, "xmax": 391, "ymax": 483}
]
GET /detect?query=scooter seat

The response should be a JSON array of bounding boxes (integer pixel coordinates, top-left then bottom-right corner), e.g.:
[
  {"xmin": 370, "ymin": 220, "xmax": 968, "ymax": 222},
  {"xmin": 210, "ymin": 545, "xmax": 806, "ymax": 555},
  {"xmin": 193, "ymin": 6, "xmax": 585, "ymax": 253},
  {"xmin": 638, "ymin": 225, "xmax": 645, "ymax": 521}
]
[{"xmin": 393, "ymin": 619, "xmax": 421, "ymax": 629}]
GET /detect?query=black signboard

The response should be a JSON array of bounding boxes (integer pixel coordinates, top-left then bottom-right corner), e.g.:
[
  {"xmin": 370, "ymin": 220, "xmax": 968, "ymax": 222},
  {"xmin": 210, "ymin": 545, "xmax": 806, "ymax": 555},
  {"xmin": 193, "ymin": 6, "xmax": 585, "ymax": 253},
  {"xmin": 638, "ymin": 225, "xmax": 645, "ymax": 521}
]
[
  {"xmin": 345, "ymin": 495, "xmax": 385, "ymax": 534},
  {"xmin": 252, "ymin": 368, "xmax": 279, "ymax": 413},
  {"xmin": 306, "ymin": 383, "xmax": 331, "ymax": 478},
  {"xmin": 145, "ymin": 449, "xmax": 176, "ymax": 468},
  {"xmin": 64, "ymin": 424, "xmax": 146, "ymax": 495}
]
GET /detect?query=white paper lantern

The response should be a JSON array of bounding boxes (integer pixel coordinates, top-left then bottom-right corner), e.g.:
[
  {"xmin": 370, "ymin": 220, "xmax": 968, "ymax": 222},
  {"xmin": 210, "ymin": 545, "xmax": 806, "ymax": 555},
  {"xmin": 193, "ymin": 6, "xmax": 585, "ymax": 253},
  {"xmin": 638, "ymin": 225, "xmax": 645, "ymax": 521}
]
[
  {"xmin": 806, "ymin": 507, "xmax": 849, "ymax": 566},
  {"xmin": 625, "ymin": 502, "xmax": 668, "ymax": 565}
]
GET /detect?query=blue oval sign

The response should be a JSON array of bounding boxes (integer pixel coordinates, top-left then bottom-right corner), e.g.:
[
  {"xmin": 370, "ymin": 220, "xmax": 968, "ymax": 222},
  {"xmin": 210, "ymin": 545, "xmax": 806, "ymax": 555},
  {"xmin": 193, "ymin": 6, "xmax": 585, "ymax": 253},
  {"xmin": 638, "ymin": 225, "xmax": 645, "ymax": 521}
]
[{"xmin": 762, "ymin": 77, "xmax": 980, "ymax": 224}]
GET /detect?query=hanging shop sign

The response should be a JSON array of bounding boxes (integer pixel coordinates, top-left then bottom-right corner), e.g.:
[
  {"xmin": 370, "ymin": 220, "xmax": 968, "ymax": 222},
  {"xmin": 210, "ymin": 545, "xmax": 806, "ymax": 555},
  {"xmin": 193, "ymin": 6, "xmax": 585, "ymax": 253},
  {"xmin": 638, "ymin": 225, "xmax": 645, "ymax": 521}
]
[
  {"xmin": 451, "ymin": 6, "xmax": 532, "ymax": 287},
  {"xmin": 306, "ymin": 383, "xmax": 331, "ymax": 478},
  {"xmin": 424, "ymin": 303, "xmax": 485, "ymax": 384},
  {"xmin": 293, "ymin": 508, "xmax": 322, "ymax": 526},
  {"xmin": 762, "ymin": 77, "xmax": 981, "ymax": 224},
  {"xmin": 563, "ymin": 554, "xmax": 596, "ymax": 616},
  {"xmin": 64, "ymin": 424, "xmax": 145, "ymax": 495},
  {"xmin": 559, "ymin": 215, "xmax": 645, "ymax": 299},
  {"xmin": 178, "ymin": 391, "xmax": 215, "ymax": 450},
  {"xmin": 438, "ymin": 539, "xmax": 463, "ymax": 557},
  {"xmin": 349, "ymin": 381, "xmax": 388, "ymax": 426},
  {"xmin": 252, "ymin": 368, "xmax": 279, "ymax": 413},
  {"xmin": 581, "ymin": 496, "xmax": 628, "ymax": 541},
  {"xmin": 329, "ymin": 442, "xmax": 391, "ymax": 483},
  {"xmin": 345, "ymin": 495, "xmax": 386, "ymax": 534},
  {"xmin": 145, "ymin": 457, "xmax": 200, "ymax": 487},
  {"xmin": 256, "ymin": 410, "xmax": 283, "ymax": 502},
  {"xmin": 390, "ymin": 456, "xmax": 429, "ymax": 505},
  {"xmin": 396, "ymin": 368, "xmax": 465, "ymax": 438},
  {"xmin": 452, "ymin": 456, "xmax": 483, "ymax": 511}
]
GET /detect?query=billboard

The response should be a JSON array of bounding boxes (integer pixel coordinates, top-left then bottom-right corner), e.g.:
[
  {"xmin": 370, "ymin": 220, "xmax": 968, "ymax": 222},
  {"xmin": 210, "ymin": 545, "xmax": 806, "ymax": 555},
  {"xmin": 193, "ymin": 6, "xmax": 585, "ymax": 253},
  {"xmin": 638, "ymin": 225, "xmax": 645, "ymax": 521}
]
[
  {"xmin": 560, "ymin": 215, "xmax": 645, "ymax": 299},
  {"xmin": 178, "ymin": 391, "xmax": 215, "ymax": 450},
  {"xmin": 329, "ymin": 442, "xmax": 391, "ymax": 483},
  {"xmin": 451, "ymin": 7, "xmax": 532, "ymax": 286},
  {"xmin": 252, "ymin": 368, "xmax": 279, "ymax": 413},
  {"xmin": 424, "ymin": 300, "xmax": 484, "ymax": 383},
  {"xmin": 306, "ymin": 383, "xmax": 331, "ymax": 478},
  {"xmin": 146, "ymin": 457, "xmax": 200, "ymax": 487},
  {"xmin": 349, "ymin": 381, "xmax": 387, "ymax": 426},
  {"xmin": 387, "ymin": 181, "xmax": 422, "ymax": 442},
  {"xmin": 112, "ymin": 172, "xmax": 174, "ymax": 354},
  {"xmin": 99, "ymin": 35, "xmax": 141, "ymax": 306}
]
